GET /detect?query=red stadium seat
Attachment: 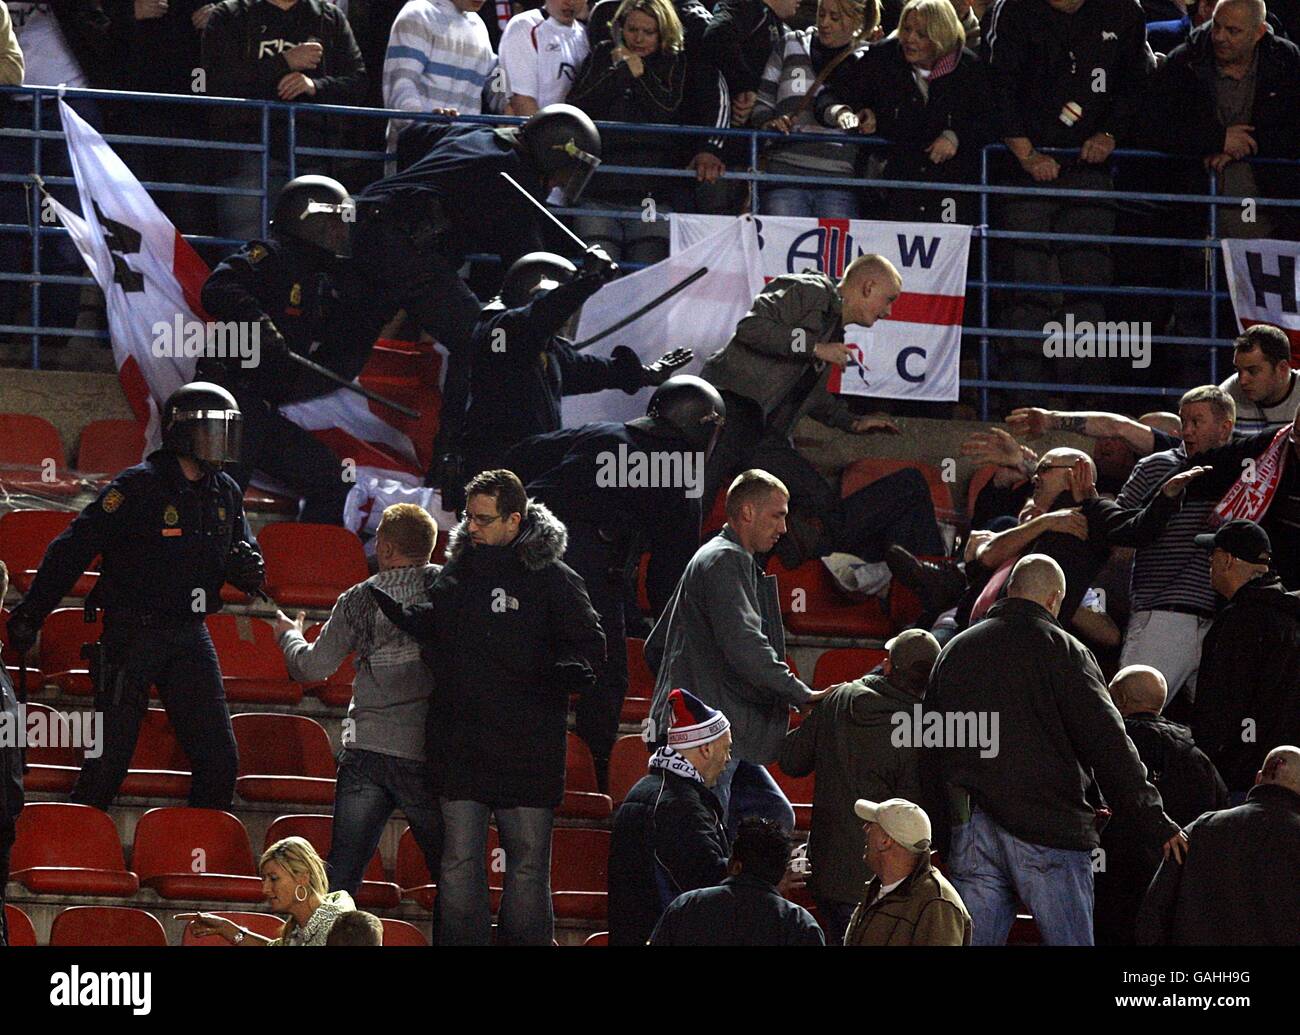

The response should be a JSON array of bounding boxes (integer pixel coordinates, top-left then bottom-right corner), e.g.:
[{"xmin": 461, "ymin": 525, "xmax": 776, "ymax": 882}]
[
  {"xmin": 20, "ymin": 702, "xmax": 82, "ymax": 793},
  {"xmin": 120, "ymin": 709, "xmax": 193, "ymax": 799},
  {"xmin": 608, "ymin": 735, "xmax": 649, "ymax": 806},
  {"xmin": 583, "ymin": 931, "xmax": 609, "ymax": 946},
  {"xmin": 840, "ymin": 458, "xmax": 959, "ymax": 526},
  {"xmin": 0, "ymin": 510, "xmax": 97, "ymax": 596},
  {"xmin": 768, "ymin": 556, "xmax": 895, "ymax": 639},
  {"xmin": 563, "ymin": 732, "xmax": 613, "ymax": 820},
  {"xmin": 131, "ymin": 807, "xmax": 264, "ymax": 901},
  {"xmin": 551, "ymin": 827, "xmax": 610, "ymax": 922},
  {"xmin": 396, "ymin": 826, "xmax": 437, "ymax": 911},
  {"xmin": 380, "ymin": 919, "xmax": 429, "ymax": 946},
  {"xmin": 206, "ymin": 614, "xmax": 302, "ymax": 705},
  {"xmin": 264, "ymin": 814, "xmax": 400, "ymax": 910},
  {"xmin": 259, "ymin": 523, "xmax": 369, "ymax": 608},
  {"xmin": 1, "ymin": 608, "xmax": 44, "ymax": 687},
  {"xmin": 622, "ymin": 638, "xmax": 653, "ymax": 726},
  {"xmin": 4, "ymin": 903, "xmax": 37, "ymax": 946},
  {"xmin": 36, "ymin": 607, "xmax": 102, "ymax": 696},
  {"xmin": 75, "ymin": 419, "xmax": 145, "ymax": 477},
  {"xmin": 767, "ymin": 763, "xmax": 815, "ymax": 830},
  {"xmin": 10, "ymin": 802, "xmax": 140, "ymax": 896},
  {"xmin": 302, "ymin": 621, "xmax": 355, "ymax": 708},
  {"xmin": 49, "ymin": 906, "xmax": 168, "ymax": 947},
  {"xmin": 0, "ymin": 413, "xmax": 77, "ymax": 494},
  {"xmin": 811, "ymin": 647, "xmax": 887, "ymax": 690},
  {"xmin": 181, "ymin": 911, "xmax": 286, "ymax": 946},
  {"xmin": 231, "ymin": 713, "xmax": 336, "ymax": 805}
]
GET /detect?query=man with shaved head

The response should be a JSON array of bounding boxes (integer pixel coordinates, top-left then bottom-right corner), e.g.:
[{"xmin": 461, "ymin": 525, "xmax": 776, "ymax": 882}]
[
  {"xmin": 1144, "ymin": 0, "xmax": 1300, "ymax": 241},
  {"xmin": 1138, "ymin": 746, "xmax": 1300, "ymax": 945},
  {"xmin": 1095, "ymin": 665, "xmax": 1228, "ymax": 945},
  {"xmin": 921, "ymin": 554, "xmax": 1184, "ymax": 945}
]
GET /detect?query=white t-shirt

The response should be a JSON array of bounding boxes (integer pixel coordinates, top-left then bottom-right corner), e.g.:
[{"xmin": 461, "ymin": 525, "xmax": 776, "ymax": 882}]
[
  {"xmin": 6, "ymin": 2, "xmax": 86, "ymax": 89},
  {"xmin": 872, "ymin": 878, "xmax": 905, "ymax": 904},
  {"xmin": 497, "ymin": 8, "xmax": 588, "ymax": 108}
]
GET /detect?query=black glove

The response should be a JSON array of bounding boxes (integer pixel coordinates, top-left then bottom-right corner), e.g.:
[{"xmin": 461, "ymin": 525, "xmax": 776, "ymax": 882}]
[
  {"xmin": 259, "ymin": 318, "xmax": 291, "ymax": 362},
  {"xmin": 225, "ymin": 540, "xmax": 266, "ymax": 596},
  {"xmin": 368, "ymin": 585, "xmax": 438, "ymax": 641},
  {"xmin": 548, "ymin": 658, "xmax": 596, "ymax": 695},
  {"xmin": 4, "ymin": 610, "xmax": 40, "ymax": 657},
  {"xmin": 641, "ymin": 347, "xmax": 694, "ymax": 386},
  {"xmin": 368, "ymin": 584, "xmax": 406, "ymax": 625},
  {"xmin": 577, "ymin": 245, "xmax": 619, "ymax": 285}
]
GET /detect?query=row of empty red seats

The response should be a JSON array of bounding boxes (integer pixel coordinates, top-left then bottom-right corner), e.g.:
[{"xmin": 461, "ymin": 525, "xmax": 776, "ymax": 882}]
[
  {"xmin": 9, "ymin": 802, "xmax": 610, "ymax": 920},
  {"xmin": 21, "ymin": 706, "xmax": 614, "ymax": 820},
  {"xmin": 2, "ymin": 902, "xmax": 428, "ymax": 946},
  {"xmin": 0, "ymin": 510, "xmax": 369, "ymax": 608}
]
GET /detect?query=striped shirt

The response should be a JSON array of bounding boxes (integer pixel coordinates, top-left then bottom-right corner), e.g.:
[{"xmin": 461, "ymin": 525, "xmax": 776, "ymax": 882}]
[
  {"xmin": 383, "ymin": 0, "xmax": 502, "ymax": 153},
  {"xmin": 1220, "ymin": 371, "xmax": 1300, "ymax": 435},
  {"xmin": 1116, "ymin": 444, "xmax": 1218, "ymax": 616}
]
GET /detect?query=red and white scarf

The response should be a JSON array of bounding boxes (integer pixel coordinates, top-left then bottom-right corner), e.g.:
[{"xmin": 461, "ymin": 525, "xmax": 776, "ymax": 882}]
[{"xmin": 1213, "ymin": 424, "xmax": 1292, "ymax": 525}]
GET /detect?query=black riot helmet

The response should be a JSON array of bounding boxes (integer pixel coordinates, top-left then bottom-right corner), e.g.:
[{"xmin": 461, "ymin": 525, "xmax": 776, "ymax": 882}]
[
  {"xmin": 501, "ymin": 252, "xmax": 578, "ymax": 308},
  {"xmin": 517, "ymin": 104, "xmax": 601, "ymax": 205},
  {"xmin": 270, "ymin": 175, "xmax": 354, "ymax": 258},
  {"xmin": 627, "ymin": 375, "xmax": 726, "ymax": 453},
  {"xmin": 161, "ymin": 381, "xmax": 243, "ymax": 467}
]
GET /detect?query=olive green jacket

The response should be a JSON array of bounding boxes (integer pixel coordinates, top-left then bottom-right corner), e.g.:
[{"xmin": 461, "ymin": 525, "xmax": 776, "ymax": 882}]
[
  {"xmin": 843, "ymin": 854, "xmax": 972, "ymax": 947},
  {"xmin": 700, "ymin": 272, "xmax": 858, "ymax": 436}
]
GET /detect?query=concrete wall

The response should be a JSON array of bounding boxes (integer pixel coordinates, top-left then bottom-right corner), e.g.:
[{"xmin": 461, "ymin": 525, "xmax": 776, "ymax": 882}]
[{"xmin": 1, "ymin": 370, "xmax": 134, "ymax": 464}]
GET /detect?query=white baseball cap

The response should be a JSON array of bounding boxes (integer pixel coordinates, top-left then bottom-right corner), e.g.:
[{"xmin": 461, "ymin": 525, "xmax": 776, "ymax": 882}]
[{"xmin": 855, "ymin": 798, "xmax": 932, "ymax": 853}]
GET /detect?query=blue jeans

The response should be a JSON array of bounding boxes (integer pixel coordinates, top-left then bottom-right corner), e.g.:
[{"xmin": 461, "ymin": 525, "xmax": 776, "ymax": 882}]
[
  {"xmin": 328, "ymin": 748, "xmax": 442, "ymax": 898},
  {"xmin": 438, "ymin": 799, "xmax": 554, "ymax": 946},
  {"xmin": 761, "ymin": 187, "xmax": 860, "ymax": 219},
  {"xmin": 713, "ymin": 758, "xmax": 795, "ymax": 840},
  {"xmin": 948, "ymin": 807, "xmax": 1095, "ymax": 946}
]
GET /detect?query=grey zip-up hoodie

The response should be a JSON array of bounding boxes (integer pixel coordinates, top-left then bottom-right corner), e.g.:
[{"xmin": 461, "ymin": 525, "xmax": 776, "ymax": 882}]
[{"xmin": 279, "ymin": 563, "xmax": 438, "ymax": 762}]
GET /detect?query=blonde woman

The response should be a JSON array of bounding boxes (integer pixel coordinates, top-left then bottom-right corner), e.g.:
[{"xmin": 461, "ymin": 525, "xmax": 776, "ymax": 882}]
[
  {"xmin": 567, "ymin": 0, "xmax": 703, "ymax": 265},
  {"xmin": 752, "ymin": 0, "xmax": 882, "ymax": 217},
  {"xmin": 817, "ymin": 0, "xmax": 992, "ymax": 222},
  {"xmin": 179, "ymin": 837, "xmax": 355, "ymax": 946}
]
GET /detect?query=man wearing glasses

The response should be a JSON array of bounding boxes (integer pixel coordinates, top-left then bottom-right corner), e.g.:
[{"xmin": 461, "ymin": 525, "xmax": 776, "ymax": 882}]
[{"xmin": 371, "ymin": 468, "xmax": 605, "ymax": 945}]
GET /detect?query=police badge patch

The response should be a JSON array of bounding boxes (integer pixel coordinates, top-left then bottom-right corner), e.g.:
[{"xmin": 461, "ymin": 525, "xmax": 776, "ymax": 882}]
[
  {"xmin": 102, "ymin": 489, "xmax": 125, "ymax": 513},
  {"xmin": 163, "ymin": 504, "xmax": 180, "ymax": 526},
  {"xmin": 248, "ymin": 244, "xmax": 268, "ymax": 263}
]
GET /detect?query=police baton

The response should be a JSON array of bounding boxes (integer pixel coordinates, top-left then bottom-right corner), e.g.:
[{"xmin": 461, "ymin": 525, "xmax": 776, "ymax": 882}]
[
  {"xmin": 571, "ymin": 266, "xmax": 709, "ymax": 351},
  {"xmin": 281, "ymin": 351, "xmax": 421, "ymax": 420},
  {"xmin": 499, "ymin": 172, "xmax": 591, "ymax": 253}
]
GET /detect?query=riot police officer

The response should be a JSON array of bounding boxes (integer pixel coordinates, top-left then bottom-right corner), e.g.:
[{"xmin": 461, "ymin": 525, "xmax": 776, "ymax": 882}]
[
  {"xmin": 5, "ymin": 383, "xmax": 265, "ymax": 811},
  {"xmin": 201, "ymin": 175, "xmax": 389, "ymax": 525},
  {"xmin": 437, "ymin": 251, "xmax": 693, "ymax": 512},
  {"xmin": 350, "ymin": 103, "xmax": 608, "ymax": 354},
  {"xmin": 505, "ymin": 375, "xmax": 726, "ymax": 787}
]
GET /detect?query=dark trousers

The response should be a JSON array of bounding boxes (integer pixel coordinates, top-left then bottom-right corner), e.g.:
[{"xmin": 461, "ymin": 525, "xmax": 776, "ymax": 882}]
[
  {"xmin": 705, "ymin": 392, "xmax": 945, "ymax": 563},
  {"xmin": 223, "ymin": 387, "xmax": 352, "ymax": 525},
  {"xmin": 350, "ymin": 207, "xmax": 483, "ymax": 355},
  {"xmin": 328, "ymin": 747, "xmax": 443, "ymax": 900},
  {"xmin": 563, "ymin": 530, "xmax": 629, "ymax": 782},
  {"xmin": 72, "ymin": 617, "xmax": 238, "ymax": 811},
  {"xmin": 997, "ymin": 164, "xmax": 1116, "ymax": 384},
  {"xmin": 813, "ymin": 896, "xmax": 858, "ymax": 947}
]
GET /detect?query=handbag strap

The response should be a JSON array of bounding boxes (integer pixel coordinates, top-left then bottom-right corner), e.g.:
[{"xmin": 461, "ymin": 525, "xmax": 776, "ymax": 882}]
[{"xmin": 791, "ymin": 41, "xmax": 859, "ymax": 121}]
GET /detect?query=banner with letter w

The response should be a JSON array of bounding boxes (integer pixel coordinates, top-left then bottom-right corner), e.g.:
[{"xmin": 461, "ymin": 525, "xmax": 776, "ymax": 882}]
[{"xmin": 671, "ymin": 215, "xmax": 971, "ymax": 402}]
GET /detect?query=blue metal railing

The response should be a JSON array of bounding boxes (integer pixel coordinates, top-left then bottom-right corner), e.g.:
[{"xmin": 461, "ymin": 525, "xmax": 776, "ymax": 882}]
[{"xmin": 3, "ymin": 83, "xmax": 1299, "ymax": 420}]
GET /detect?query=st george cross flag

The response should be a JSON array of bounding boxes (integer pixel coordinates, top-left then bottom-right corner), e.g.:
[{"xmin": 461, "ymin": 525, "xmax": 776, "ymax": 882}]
[
  {"xmin": 1222, "ymin": 237, "xmax": 1300, "ymax": 364},
  {"xmin": 671, "ymin": 214, "xmax": 971, "ymax": 402},
  {"xmin": 48, "ymin": 100, "xmax": 453, "ymax": 541},
  {"xmin": 565, "ymin": 216, "xmax": 764, "ymax": 426}
]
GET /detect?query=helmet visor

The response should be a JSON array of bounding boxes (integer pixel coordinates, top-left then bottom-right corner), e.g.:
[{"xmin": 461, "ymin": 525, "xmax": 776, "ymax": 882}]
[
  {"xmin": 179, "ymin": 410, "xmax": 243, "ymax": 464},
  {"xmin": 558, "ymin": 143, "xmax": 601, "ymax": 205}
]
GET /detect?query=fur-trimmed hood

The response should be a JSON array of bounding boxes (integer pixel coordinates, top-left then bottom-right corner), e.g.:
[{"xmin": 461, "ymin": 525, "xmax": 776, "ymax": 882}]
[{"xmin": 445, "ymin": 499, "xmax": 568, "ymax": 571}]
